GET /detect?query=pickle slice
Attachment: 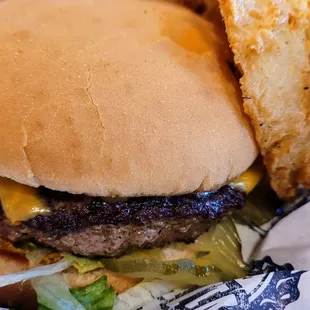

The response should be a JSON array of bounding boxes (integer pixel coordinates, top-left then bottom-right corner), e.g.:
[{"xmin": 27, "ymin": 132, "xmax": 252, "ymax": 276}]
[
  {"xmin": 103, "ymin": 259, "xmax": 222, "ymax": 286},
  {"xmin": 102, "ymin": 219, "xmax": 247, "ymax": 286}
]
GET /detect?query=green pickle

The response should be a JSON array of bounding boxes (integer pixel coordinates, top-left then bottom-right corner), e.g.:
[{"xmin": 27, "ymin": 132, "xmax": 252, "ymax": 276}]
[{"xmin": 102, "ymin": 219, "xmax": 247, "ymax": 285}]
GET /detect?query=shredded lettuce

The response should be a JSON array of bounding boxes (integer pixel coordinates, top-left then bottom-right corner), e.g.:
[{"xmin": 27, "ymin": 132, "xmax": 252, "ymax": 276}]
[
  {"xmin": 38, "ymin": 305, "xmax": 51, "ymax": 310},
  {"xmin": 65, "ymin": 255, "xmax": 104, "ymax": 274},
  {"xmin": 70, "ymin": 276, "xmax": 115, "ymax": 310},
  {"xmin": 0, "ymin": 259, "xmax": 70, "ymax": 287},
  {"xmin": 32, "ymin": 274, "xmax": 115, "ymax": 310},
  {"xmin": 32, "ymin": 275, "xmax": 85, "ymax": 310}
]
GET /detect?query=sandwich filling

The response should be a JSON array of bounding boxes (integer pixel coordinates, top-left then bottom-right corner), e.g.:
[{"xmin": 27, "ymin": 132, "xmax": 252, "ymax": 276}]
[
  {"xmin": 0, "ymin": 167, "xmax": 261, "ymax": 257},
  {"xmin": 0, "ymin": 185, "xmax": 243, "ymax": 257}
]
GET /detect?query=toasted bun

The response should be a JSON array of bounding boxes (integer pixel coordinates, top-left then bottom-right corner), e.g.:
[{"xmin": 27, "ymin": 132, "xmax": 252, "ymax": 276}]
[{"xmin": 0, "ymin": 0, "xmax": 258, "ymax": 196}]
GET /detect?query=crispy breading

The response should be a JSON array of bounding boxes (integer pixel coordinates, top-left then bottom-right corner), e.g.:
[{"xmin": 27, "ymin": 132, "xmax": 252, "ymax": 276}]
[
  {"xmin": 219, "ymin": 0, "xmax": 310, "ymax": 198},
  {"xmin": 63, "ymin": 267, "xmax": 141, "ymax": 293},
  {"xmin": 0, "ymin": 237, "xmax": 25, "ymax": 256}
]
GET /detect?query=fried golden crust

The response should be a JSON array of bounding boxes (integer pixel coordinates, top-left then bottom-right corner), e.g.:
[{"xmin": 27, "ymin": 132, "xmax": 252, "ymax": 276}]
[
  {"xmin": 219, "ymin": 0, "xmax": 310, "ymax": 198},
  {"xmin": 63, "ymin": 267, "xmax": 141, "ymax": 293}
]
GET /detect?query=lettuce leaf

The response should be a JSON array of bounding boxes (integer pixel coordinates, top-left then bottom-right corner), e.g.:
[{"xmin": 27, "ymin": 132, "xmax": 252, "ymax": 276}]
[
  {"xmin": 32, "ymin": 274, "xmax": 85, "ymax": 310},
  {"xmin": 32, "ymin": 274, "xmax": 115, "ymax": 310},
  {"xmin": 38, "ymin": 305, "xmax": 51, "ymax": 310},
  {"xmin": 0, "ymin": 259, "xmax": 70, "ymax": 287},
  {"xmin": 70, "ymin": 276, "xmax": 115, "ymax": 310}
]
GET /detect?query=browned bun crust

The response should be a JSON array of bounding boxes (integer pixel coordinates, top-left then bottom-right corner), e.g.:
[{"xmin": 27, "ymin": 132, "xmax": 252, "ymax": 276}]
[{"xmin": 0, "ymin": 0, "xmax": 258, "ymax": 196}]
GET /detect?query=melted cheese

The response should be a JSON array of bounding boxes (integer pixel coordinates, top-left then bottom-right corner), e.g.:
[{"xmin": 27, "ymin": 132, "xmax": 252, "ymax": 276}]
[
  {"xmin": 0, "ymin": 165, "xmax": 262, "ymax": 224},
  {"xmin": 0, "ymin": 178, "xmax": 50, "ymax": 224},
  {"xmin": 230, "ymin": 164, "xmax": 263, "ymax": 193}
]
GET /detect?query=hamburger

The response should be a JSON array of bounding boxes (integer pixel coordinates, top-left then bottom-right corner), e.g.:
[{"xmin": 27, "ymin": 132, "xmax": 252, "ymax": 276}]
[{"xmin": 0, "ymin": 0, "xmax": 260, "ymax": 308}]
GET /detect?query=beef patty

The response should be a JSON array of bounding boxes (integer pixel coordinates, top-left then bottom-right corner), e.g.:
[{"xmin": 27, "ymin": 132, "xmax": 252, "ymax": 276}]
[{"xmin": 0, "ymin": 186, "xmax": 245, "ymax": 257}]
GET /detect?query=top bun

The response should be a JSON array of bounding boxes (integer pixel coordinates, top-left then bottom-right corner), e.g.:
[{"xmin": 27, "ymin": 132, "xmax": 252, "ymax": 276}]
[{"xmin": 0, "ymin": 0, "xmax": 258, "ymax": 197}]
